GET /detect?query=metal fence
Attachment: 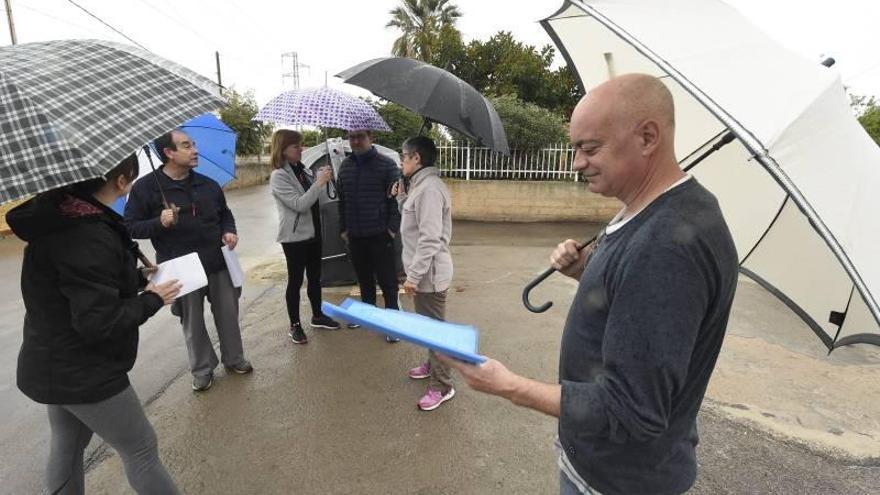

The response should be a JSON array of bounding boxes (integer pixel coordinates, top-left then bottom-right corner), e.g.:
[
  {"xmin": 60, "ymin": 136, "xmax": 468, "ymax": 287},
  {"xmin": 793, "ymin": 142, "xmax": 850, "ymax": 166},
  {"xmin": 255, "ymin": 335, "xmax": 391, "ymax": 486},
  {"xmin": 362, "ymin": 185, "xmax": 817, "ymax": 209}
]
[{"xmin": 436, "ymin": 143, "xmax": 579, "ymax": 181}]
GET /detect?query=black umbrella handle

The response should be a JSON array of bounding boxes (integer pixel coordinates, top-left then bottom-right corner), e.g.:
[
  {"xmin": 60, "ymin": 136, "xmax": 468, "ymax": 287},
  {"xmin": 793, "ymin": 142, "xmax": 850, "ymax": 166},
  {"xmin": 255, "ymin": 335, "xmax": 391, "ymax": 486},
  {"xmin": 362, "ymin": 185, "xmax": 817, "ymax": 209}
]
[
  {"xmin": 522, "ymin": 266, "xmax": 560, "ymax": 313},
  {"xmin": 522, "ymin": 237, "xmax": 595, "ymax": 313}
]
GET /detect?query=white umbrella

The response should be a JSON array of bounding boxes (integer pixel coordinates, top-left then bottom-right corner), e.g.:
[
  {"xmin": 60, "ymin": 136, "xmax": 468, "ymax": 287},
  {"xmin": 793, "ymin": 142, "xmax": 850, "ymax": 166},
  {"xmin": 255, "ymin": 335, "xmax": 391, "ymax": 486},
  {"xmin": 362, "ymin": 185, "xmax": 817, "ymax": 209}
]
[{"xmin": 541, "ymin": 0, "xmax": 880, "ymax": 350}]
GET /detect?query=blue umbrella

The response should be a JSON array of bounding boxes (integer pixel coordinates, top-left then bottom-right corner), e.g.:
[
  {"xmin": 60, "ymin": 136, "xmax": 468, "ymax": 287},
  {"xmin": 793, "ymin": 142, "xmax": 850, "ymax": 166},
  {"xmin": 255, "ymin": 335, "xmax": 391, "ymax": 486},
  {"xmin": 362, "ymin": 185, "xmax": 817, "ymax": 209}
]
[{"xmin": 112, "ymin": 113, "xmax": 237, "ymax": 213}]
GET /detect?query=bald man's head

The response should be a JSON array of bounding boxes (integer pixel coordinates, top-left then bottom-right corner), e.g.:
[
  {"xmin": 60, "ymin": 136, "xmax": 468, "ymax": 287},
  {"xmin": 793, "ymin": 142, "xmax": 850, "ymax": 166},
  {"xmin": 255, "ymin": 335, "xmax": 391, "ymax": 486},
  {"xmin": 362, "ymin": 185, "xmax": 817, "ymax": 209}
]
[
  {"xmin": 569, "ymin": 73, "xmax": 680, "ymax": 202},
  {"xmin": 577, "ymin": 73, "xmax": 675, "ymax": 133}
]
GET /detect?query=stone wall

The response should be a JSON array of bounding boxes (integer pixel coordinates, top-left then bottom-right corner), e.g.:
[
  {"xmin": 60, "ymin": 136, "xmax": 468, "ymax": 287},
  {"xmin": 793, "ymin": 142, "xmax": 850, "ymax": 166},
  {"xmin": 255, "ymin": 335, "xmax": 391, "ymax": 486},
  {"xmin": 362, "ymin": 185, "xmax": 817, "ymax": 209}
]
[{"xmin": 444, "ymin": 179, "xmax": 620, "ymax": 223}]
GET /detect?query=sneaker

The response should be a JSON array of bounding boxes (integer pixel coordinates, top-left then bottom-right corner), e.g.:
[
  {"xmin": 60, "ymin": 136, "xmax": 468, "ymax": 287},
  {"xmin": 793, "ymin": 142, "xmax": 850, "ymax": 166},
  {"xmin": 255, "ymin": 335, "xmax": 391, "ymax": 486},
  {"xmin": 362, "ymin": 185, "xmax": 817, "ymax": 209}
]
[
  {"xmin": 289, "ymin": 324, "xmax": 308, "ymax": 344},
  {"xmin": 408, "ymin": 362, "xmax": 431, "ymax": 380},
  {"xmin": 386, "ymin": 335, "xmax": 400, "ymax": 343},
  {"xmin": 225, "ymin": 360, "xmax": 254, "ymax": 375},
  {"xmin": 418, "ymin": 387, "xmax": 455, "ymax": 411},
  {"xmin": 311, "ymin": 315, "xmax": 341, "ymax": 330},
  {"xmin": 192, "ymin": 374, "xmax": 213, "ymax": 392},
  {"xmin": 347, "ymin": 323, "xmax": 361, "ymax": 329}
]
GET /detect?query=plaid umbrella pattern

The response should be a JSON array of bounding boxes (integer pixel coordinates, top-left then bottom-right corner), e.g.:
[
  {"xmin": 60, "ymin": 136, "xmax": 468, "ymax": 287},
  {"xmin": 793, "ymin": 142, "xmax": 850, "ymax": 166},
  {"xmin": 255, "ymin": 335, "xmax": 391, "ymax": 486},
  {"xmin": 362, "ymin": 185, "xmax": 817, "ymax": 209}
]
[
  {"xmin": 253, "ymin": 86, "xmax": 391, "ymax": 131},
  {"xmin": 0, "ymin": 39, "xmax": 224, "ymax": 204}
]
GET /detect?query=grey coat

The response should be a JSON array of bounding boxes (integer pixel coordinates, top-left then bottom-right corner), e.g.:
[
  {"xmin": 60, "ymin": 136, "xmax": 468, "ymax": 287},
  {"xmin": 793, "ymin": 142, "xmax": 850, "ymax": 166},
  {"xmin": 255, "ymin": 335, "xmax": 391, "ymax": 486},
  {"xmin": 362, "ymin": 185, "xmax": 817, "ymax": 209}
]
[
  {"xmin": 270, "ymin": 162, "xmax": 323, "ymax": 243},
  {"xmin": 398, "ymin": 167, "xmax": 453, "ymax": 293}
]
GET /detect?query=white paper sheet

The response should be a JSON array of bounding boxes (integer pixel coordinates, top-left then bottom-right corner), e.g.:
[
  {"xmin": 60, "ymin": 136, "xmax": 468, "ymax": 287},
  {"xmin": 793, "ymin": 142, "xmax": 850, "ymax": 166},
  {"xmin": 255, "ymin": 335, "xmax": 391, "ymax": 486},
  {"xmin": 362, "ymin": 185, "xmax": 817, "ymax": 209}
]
[
  {"xmin": 222, "ymin": 246, "xmax": 244, "ymax": 288},
  {"xmin": 151, "ymin": 252, "xmax": 208, "ymax": 298}
]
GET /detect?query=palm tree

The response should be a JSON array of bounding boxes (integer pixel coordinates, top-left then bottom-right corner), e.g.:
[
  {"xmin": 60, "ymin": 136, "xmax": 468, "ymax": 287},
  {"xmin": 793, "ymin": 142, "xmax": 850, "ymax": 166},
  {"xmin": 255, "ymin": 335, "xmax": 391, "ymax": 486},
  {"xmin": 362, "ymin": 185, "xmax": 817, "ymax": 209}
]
[{"xmin": 387, "ymin": 0, "xmax": 462, "ymax": 64}]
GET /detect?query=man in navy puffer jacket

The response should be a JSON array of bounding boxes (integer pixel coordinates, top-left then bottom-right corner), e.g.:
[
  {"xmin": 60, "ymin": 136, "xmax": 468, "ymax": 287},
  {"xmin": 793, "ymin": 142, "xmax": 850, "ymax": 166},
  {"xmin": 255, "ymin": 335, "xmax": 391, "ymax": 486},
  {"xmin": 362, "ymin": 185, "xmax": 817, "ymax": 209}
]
[{"xmin": 337, "ymin": 129, "xmax": 402, "ymax": 341}]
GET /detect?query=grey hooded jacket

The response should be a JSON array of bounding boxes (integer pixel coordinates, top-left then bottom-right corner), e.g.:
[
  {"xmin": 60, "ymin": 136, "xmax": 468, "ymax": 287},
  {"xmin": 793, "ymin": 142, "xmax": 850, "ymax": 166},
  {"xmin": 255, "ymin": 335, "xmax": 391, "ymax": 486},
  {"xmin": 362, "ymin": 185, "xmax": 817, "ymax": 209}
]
[{"xmin": 398, "ymin": 166, "xmax": 453, "ymax": 293}]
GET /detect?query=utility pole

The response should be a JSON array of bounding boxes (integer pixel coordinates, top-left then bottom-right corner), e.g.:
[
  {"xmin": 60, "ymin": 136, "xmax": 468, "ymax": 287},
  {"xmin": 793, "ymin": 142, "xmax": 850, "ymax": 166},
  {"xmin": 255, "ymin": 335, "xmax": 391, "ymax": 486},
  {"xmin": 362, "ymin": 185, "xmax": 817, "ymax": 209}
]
[
  {"xmin": 215, "ymin": 51, "xmax": 223, "ymax": 95},
  {"xmin": 4, "ymin": 0, "xmax": 17, "ymax": 45},
  {"xmin": 281, "ymin": 51, "xmax": 309, "ymax": 90}
]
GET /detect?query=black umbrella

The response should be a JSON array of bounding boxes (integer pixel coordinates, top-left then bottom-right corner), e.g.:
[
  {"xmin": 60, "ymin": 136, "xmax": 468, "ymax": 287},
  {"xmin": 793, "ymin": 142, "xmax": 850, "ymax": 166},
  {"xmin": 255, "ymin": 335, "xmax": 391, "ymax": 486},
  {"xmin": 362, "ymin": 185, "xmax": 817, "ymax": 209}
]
[{"xmin": 336, "ymin": 57, "xmax": 509, "ymax": 155}]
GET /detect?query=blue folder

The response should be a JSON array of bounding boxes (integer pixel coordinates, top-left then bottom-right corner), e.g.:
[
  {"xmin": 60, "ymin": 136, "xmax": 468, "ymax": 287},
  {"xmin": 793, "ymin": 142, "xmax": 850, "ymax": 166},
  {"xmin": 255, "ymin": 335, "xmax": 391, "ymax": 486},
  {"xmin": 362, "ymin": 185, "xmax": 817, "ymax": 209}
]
[{"xmin": 321, "ymin": 299, "xmax": 487, "ymax": 364}]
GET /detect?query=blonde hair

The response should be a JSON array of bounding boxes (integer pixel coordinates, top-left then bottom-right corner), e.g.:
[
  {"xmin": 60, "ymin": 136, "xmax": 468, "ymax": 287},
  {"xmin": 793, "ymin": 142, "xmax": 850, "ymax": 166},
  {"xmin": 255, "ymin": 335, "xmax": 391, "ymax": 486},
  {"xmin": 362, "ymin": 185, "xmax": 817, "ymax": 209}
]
[{"xmin": 270, "ymin": 129, "xmax": 303, "ymax": 169}]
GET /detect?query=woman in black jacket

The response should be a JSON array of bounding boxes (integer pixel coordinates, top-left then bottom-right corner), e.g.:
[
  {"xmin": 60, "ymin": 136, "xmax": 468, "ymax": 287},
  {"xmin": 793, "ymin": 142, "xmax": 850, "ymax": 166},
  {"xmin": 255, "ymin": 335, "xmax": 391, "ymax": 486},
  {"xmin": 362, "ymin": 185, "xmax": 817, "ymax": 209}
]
[{"xmin": 8, "ymin": 154, "xmax": 182, "ymax": 494}]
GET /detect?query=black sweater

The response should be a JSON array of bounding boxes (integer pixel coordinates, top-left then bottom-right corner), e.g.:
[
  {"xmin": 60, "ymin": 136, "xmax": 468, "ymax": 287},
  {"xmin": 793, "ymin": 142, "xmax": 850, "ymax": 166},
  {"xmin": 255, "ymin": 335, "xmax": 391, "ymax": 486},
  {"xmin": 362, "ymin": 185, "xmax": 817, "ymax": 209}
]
[
  {"xmin": 337, "ymin": 147, "xmax": 401, "ymax": 238},
  {"xmin": 9, "ymin": 192, "xmax": 164, "ymax": 404},
  {"xmin": 124, "ymin": 167, "xmax": 236, "ymax": 274},
  {"xmin": 558, "ymin": 179, "xmax": 738, "ymax": 495}
]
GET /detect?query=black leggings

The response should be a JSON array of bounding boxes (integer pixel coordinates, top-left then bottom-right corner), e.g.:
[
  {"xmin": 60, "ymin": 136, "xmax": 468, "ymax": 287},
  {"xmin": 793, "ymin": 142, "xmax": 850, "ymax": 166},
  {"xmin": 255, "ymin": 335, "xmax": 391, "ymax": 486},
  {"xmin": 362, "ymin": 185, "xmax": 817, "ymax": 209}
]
[{"xmin": 281, "ymin": 240, "xmax": 323, "ymax": 325}]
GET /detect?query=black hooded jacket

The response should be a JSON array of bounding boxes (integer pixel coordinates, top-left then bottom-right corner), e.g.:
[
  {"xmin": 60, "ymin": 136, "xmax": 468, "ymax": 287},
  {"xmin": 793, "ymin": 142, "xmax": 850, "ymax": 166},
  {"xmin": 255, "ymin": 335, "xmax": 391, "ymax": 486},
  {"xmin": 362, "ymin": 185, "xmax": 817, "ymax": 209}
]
[{"xmin": 8, "ymin": 191, "xmax": 164, "ymax": 404}]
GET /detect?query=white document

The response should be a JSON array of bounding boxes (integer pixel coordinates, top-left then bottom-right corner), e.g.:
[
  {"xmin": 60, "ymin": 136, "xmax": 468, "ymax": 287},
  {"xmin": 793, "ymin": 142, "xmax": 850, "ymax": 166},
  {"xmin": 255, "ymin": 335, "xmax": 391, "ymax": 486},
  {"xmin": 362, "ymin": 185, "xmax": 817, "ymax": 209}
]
[
  {"xmin": 152, "ymin": 252, "xmax": 208, "ymax": 298},
  {"xmin": 222, "ymin": 245, "xmax": 244, "ymax": 288}
]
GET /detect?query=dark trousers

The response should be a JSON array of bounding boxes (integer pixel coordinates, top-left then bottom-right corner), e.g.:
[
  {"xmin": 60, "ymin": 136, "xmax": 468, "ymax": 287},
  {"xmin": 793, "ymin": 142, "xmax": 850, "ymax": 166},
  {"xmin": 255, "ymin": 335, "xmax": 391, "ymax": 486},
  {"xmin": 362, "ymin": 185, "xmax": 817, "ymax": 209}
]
[
  {"xmin": 282, "ymin": 240, "xmax": 324, "ymax": 325},
  {"xmin": 349, "ymin": 233, "xmax": 399, "ymax": 310}
]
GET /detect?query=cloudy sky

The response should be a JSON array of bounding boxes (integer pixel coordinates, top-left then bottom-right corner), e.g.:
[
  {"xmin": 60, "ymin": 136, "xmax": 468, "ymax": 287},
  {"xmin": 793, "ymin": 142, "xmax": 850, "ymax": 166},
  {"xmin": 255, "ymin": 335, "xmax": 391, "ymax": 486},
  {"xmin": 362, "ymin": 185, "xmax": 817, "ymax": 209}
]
[{"xmin": 3, "ymin": 0, "xmax": 878, "ymax": 105}]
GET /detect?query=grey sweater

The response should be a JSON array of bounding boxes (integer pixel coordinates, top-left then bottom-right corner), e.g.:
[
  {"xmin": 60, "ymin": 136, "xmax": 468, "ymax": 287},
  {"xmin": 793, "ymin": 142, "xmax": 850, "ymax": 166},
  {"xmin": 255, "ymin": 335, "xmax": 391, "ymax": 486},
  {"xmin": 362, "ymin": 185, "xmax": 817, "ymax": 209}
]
[{"xmin": 558, "ymin": 179, "xmax": 738, "ymax": 495}]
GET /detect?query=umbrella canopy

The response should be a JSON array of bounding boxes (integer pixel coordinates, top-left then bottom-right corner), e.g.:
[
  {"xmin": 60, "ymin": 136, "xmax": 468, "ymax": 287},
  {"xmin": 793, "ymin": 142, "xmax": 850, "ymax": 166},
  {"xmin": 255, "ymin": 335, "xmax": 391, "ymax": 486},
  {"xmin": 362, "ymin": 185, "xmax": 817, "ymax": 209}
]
[
  {"xmin": 111, "ymin": 113, "xmax": 237, "ymax": 214},
  {"xmin": 253, "ymin": 86, "xmax": 391, "ymax": 131},
  {"xmin": 0, "ymin": 39, "xmax": 223, "ymax": 205},
  {"xmin": 336, "ymin": 57, "xmax": 510, "ymax": 155},
  {"xmin": 541, "ymin": 0, "xmax": 880, "ymax": 350}
]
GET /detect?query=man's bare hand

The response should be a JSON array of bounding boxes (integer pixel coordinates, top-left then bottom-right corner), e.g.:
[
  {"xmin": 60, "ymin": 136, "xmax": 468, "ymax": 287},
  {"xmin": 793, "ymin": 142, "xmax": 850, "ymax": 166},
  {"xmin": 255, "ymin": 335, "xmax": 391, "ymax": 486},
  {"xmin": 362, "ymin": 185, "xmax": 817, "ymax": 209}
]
[
  {"xmin": 550, "ymin": 239, "xmax": 593, "ymax": 280},
  {"xmin": 403, "ymin": 280, "xmax": 417, "ymax": 295},
  {"xmin": 437, "ymin": 355, "xmax": 519, "ymax": 398},
  {"xmin": 340, "ymin": 231, "xmax": 349, "ymax": 243},
  {"xmin": 222, "ymin": 232, "xmax": 238, "ymax": 250},
  {"xmin": 146, "ymin": 279, "xmax": 182, "ymax": 305},
  {"xmin": 160, "ymin": 203, "xmax": 179, "ymax": 228}
]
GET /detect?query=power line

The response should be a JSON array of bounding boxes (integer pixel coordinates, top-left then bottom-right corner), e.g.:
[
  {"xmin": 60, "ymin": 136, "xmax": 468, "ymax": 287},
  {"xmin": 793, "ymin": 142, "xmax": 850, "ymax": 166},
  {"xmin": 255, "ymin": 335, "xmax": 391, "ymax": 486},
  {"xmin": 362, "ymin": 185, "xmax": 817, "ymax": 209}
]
[
  {"xmin": 66, "ymin": 0, "xmax": 147, "ymax": 50},
  {"xmin": 134, "ymin": 0, "xmax": 219, "ymax": 50},
  {"xmin": 20, "ymin": 3, "xmax": 104, "ymax": 37}
]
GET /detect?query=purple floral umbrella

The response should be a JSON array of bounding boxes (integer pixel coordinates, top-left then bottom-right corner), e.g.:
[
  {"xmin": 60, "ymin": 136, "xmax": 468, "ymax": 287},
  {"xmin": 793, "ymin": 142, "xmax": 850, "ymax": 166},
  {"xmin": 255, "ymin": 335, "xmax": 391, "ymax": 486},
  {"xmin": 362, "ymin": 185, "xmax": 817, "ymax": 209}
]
[{"xmin": 253, "ymin": 86, "xmax": 391, "ymax": 131}]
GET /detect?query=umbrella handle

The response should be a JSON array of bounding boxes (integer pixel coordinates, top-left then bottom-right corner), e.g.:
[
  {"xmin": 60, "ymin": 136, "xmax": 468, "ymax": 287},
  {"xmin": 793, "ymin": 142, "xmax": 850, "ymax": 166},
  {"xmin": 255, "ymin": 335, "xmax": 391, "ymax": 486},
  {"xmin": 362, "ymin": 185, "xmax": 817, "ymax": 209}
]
[
  {"xmin": 522, "ymin": 266, "xmax": 559, "ymax": 313},
  {"xmin": 522, "ymin": 237, "xmax": 595, "ymax": 313}
]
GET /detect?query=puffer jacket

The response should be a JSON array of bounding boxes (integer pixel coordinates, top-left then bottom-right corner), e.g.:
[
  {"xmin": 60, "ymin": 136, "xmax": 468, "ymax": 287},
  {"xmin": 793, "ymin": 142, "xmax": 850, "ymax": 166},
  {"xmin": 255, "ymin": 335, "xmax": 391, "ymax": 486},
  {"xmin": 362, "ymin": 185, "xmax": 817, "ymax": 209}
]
[{"xmin": 8, "ymin": 191, "xmax": 164, "ymax": 404}]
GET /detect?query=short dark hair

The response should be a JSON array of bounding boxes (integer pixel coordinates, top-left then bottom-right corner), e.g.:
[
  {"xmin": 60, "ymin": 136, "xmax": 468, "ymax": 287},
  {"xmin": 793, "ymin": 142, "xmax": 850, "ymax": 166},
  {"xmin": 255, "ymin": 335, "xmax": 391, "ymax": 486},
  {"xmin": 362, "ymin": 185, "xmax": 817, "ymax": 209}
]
[
  {"xmin": 153, "ymin": 130, "xmax": 178, "ymax": 164},
  {"xmin": 70, "ymin": 153, "xmax": 139, "ymax": 195},
  {"xmin": 402, "ymin": 136, "xmax": 437, "ymax": 167}
]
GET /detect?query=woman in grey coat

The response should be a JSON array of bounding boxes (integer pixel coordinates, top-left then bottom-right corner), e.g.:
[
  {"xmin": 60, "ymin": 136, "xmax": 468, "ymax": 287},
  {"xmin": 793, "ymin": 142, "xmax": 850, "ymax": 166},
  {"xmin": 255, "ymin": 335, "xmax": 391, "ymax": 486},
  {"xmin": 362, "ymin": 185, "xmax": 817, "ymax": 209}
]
[
  {"xmin": 269, "ymin": 130, "xmax": 341, "ymax": 344},
  {"xmin": 392, "ymin": 136, "xmax": 455, "ymax": 411}
]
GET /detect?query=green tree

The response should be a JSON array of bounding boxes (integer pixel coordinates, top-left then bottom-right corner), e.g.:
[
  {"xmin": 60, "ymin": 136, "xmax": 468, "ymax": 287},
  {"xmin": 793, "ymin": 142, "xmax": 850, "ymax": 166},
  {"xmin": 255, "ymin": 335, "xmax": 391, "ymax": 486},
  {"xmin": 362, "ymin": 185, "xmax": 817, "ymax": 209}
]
[
  {"xmin": 220, "ymin": 89, "xmax": 273, "ymax": 156},
  {"xmin": 450, "ymin": 31, "xmax": 580, "ymax": 117},
  {"xmin": 851, "ymin": 94, "xmax": 880, "ymax": 146},
  {"xmin": 387, "ymin": 0, "xmax": 462, "ymax": 64},
  {"xmin": 370, "ymin": 100, "xmax": 445, "ymax": 150},
  {"xmin": 488, "ymin": 94, "xmax": 567, "ymax": 150}
]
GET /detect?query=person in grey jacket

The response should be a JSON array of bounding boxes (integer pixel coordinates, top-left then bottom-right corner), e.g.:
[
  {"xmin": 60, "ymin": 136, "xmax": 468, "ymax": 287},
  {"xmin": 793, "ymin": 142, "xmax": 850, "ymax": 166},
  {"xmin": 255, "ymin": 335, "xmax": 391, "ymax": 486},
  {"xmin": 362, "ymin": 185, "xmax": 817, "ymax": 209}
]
[
  {"xmin": 269, "ymin": 130, "xmax": 341, "ymax": 344},
  {"xmin": 391, "ymin": 136, "xmax": 455, "ymax": 411}
]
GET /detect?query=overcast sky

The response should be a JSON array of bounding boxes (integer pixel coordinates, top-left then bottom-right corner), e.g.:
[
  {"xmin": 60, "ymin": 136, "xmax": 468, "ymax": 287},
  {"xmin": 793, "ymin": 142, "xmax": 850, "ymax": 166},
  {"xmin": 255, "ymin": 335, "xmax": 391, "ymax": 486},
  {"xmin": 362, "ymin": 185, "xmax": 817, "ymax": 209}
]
[{"xmin": 3, "ymin": 0, "xmax": 878, "ymax": 105}]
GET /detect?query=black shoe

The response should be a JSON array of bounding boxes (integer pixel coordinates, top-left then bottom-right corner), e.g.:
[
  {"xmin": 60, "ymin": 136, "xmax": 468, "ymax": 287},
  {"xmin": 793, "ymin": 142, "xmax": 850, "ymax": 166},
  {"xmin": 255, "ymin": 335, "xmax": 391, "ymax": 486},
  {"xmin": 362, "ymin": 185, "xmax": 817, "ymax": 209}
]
[
  {"xmin": 224, "ymin": 360, "xmax": 254, "ymax": 375},
  {"xmin": 192, "ymin": 373, "xmax": 213, "ymax": 392},
  {"xmin": 289, "ymin": 324, "xmax": 308, "ymax": 344},
  {"xmin": 311, "ymin": 315, "xmax": 341, "ymax": 330}
]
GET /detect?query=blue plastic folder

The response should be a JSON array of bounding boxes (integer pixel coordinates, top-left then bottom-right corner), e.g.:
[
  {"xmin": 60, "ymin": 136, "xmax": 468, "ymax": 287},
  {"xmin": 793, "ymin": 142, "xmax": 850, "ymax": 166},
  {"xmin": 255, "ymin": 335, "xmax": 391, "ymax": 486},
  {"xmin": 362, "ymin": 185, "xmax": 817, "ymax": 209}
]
[{"xmin": 321, "ymin": 299, "xmax": 487, "ymax": 364}]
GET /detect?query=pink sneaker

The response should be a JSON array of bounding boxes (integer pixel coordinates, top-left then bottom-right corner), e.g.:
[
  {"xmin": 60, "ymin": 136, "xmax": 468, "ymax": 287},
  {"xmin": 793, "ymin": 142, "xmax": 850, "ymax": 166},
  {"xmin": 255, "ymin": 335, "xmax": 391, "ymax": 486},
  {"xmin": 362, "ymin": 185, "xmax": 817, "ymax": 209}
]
[
  {"xmin": 408, "ymin": 362, "xmax": 431, "ymax": 380},
  {"xmin": 418, "ymin": 387, "xmax": 455, "ymax": 411}
]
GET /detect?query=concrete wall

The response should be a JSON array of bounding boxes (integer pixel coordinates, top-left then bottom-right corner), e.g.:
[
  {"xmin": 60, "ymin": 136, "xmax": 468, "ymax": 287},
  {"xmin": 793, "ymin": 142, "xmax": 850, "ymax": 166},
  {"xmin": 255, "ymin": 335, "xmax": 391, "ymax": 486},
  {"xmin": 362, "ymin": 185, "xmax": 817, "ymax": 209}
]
[
  {"xmin": 224, "ymin": 156, "xmax": 272, "ymax": 191},
  {"xmin": 445, "ymin": 179, "xmax": 621, "ymax": 223}
]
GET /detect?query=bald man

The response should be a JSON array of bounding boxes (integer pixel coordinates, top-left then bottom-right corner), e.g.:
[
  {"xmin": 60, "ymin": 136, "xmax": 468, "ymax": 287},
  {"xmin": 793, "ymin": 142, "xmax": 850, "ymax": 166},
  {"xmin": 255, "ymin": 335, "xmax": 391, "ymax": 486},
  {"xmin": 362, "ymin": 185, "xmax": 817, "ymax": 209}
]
[{"xmin": 441, "ymin": 74, "xmax": 738, "ymax": 495}]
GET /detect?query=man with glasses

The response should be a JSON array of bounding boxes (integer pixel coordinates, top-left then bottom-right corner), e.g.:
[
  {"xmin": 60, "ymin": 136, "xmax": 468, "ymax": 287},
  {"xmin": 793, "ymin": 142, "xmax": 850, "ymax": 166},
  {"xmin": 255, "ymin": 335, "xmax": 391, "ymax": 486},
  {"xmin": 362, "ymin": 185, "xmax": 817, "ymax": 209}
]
[
  {"xmin": 337, "ymin": 129, "xmax": 402, "ymax": 342},
  {"xmin": 125, "ymin": 129, "xmax": 253, "ymax": 392}
]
